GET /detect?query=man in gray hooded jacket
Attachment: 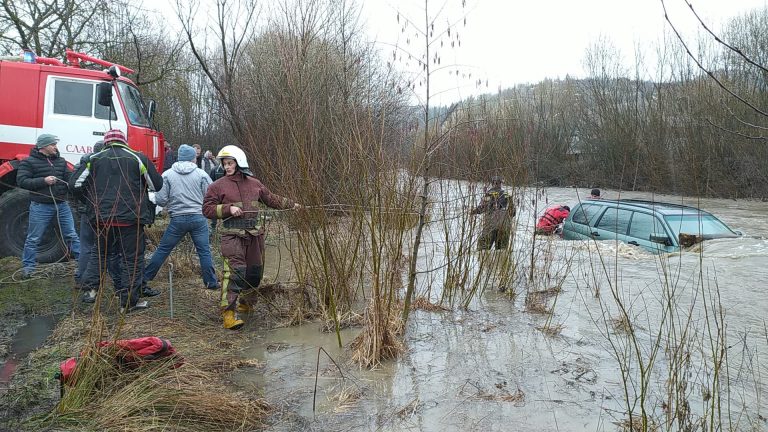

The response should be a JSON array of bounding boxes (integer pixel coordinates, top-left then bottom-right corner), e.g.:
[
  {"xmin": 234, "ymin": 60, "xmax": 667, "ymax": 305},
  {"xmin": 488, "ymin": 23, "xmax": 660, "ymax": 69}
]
[{"xmin": 144, "ymin": 144, "xmax": 219, "ymax": 289}]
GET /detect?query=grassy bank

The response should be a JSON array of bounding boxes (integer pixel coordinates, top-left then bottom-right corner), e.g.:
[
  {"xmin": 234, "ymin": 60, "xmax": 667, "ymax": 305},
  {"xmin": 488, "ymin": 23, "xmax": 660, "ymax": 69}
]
[{"xmin": 0, "ymin": 253, "xmax": 276, "ymax": 431}]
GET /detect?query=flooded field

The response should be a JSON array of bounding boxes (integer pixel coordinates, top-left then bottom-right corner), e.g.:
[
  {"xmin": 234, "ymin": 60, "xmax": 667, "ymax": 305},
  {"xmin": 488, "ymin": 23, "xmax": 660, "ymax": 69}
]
[{"xmin": 239, "ymin": 186, "xmax": 768, "ymax": 431}]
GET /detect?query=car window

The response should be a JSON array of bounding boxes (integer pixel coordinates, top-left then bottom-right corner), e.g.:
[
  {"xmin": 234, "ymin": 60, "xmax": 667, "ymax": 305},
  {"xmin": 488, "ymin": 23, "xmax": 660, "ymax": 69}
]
[
  {"xmin": 628, "ymin": 212, "xmax": 664, "ymax": 239},
  {"xmin": 571, "ymin": 203, "xmax": 603, "ymax": 226},
  {"xmin": 596, "ymin": 208, "xmax": 632, "ymax": 234},
  {"xmin": 94, "ymin": 93, "xmax": 117, "ymax": 120},
  {"xmin": 664, "ymin": 214, "xmax": 735, "ymax": 237},
  {"xmin": 117, "ymin": 81, "xmax": 150, "ymax": 127},
  {"xmin": 53, "ymin": 80, "xmax": 93, "ymax": 117}
]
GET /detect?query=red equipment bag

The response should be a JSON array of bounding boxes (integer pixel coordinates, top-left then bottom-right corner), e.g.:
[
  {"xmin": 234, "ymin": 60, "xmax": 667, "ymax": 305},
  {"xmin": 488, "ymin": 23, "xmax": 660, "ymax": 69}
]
[{"xmin": 57, "ymin": 336, "xmax": 183, "ymax": 386}]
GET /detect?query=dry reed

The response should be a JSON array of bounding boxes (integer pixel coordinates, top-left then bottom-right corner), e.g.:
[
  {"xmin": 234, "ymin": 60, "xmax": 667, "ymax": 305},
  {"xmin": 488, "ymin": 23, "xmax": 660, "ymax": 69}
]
[
  {"xmin": 536, "ymin": 324, "xmax": 564, "ymax": 337},
  {"xmin": 53, "ymin": 346, "xmax": 270, "ymax": 431},
  {"xmin": 409, "ymin": 296, "xmax": 450, "ymax": 312},
  {"xmin": 326, "ymin": 383, "xmax": 363, "ymax": 413},
  {"xmin": 524, "ymin": 291, "xmax": 551, "ymax": 314},
  {"xmin": 350, "ymin": 300, "xmax": 404, "ymax": 369}
]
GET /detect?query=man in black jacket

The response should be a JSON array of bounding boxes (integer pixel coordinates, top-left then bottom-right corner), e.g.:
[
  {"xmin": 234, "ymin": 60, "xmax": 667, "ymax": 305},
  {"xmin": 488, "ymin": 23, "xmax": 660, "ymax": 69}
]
[
  {"xmin": 17, "ymin": 134, "xmax": 80, "ymax": 277},
  {"xmin": 73, "ymin": 140, "xmax": 123, "ymax": 300},
  {"xmin": 70, "ymin": 129, "xmax": 163, "ymax": 313}
]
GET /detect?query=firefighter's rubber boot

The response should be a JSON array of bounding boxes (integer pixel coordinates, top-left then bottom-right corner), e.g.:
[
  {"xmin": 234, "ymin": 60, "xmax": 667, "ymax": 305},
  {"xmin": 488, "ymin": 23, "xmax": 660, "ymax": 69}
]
[
  {"xmin": 236, "ymin": 301, "xmax": 252, "ymax": 314},
  {"xmin": 222, "ymin": 310, "xmax": 244, "ymax": 330}
]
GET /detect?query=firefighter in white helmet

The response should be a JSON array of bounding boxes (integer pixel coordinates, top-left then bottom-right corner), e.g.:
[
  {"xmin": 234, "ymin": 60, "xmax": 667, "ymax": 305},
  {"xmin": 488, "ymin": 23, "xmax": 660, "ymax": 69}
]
[{"xmin": 202, "ymin": 145, "xmax": 302, "ymax": 329}]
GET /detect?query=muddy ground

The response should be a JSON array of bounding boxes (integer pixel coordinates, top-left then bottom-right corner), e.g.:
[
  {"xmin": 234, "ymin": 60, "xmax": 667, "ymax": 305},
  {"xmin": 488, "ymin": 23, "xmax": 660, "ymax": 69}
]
[{"xmin": 0, "ymin": 251, "xmax": 304, "ymax": 431}]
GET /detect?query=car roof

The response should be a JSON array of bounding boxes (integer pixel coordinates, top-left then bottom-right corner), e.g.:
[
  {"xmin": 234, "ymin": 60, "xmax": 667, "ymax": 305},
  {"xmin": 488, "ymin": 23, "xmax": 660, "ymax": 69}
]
[{"xmin": 581, "ymin": 199, "xmax": 713, "ymax": 216}]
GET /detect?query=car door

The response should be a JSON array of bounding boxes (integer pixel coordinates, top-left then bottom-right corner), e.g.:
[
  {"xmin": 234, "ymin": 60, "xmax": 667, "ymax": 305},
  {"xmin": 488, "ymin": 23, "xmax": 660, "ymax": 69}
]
[
  {"xmin": 43, "ymin": 76, "xmax": 124, "ymax": 165},
  {"xmin": 592, "ymin": 206, "xmax": 632, "ymax": 244},
  {"xmin": 627, "ymin": 211, "xmax": 677, "ymax": 253},
  {"xmin": 563, "ymin": 203, "xmax": 604, "ymax": 240}
]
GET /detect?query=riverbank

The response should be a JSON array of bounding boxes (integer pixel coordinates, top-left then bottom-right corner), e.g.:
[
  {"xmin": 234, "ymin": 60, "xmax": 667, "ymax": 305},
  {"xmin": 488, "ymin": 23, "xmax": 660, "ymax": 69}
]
[{"xmin": 0, "ymin": 255, "xmax": 276, "ymax": 431}]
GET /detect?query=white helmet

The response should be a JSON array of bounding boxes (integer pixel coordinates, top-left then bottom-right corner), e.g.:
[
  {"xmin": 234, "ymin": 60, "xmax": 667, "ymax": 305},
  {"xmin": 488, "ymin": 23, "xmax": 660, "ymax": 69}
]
[{"xmin": 216, "ymin": 145, "xmax": 252, "ymax": 176}]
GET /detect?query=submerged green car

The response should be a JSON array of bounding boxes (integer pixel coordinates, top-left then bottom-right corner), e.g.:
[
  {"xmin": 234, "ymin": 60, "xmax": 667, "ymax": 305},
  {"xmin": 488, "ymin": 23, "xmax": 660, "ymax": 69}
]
[{"xmin": 562, "ymin": 199, "xmax": 741, "ymax": 253}]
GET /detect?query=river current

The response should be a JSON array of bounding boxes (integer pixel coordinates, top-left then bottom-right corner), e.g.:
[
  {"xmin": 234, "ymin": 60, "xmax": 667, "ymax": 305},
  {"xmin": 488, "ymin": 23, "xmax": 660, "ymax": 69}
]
[{"xmin": 239, "ymin": 185, "xmax": 768, "ymax": 431}]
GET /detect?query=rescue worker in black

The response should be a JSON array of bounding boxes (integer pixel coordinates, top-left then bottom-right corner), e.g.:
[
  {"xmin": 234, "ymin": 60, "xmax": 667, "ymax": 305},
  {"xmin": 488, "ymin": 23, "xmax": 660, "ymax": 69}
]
[{"xmin": 470, "ymin": 176, "xmax": 516, "ymax": 250}]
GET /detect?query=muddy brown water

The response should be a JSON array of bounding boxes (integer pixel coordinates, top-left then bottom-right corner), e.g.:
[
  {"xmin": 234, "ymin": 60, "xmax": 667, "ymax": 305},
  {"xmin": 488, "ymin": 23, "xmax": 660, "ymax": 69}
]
[
  {"xmin": 0, "ymin": 315, "xmax": 57, "ymax": 388},
  {"xmin": 237, "ymin": 186, "xmax": 768, "ymax": 431}
]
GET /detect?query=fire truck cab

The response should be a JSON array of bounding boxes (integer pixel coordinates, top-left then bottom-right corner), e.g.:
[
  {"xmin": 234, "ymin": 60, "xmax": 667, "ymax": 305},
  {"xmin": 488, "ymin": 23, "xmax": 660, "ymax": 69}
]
[{"xmin": 0, "ymin": 49, "xmax": 165, "ymax": 263}]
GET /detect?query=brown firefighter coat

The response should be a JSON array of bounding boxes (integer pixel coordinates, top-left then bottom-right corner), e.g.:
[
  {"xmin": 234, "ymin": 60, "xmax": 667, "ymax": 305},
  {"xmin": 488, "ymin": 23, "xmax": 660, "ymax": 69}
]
[{"xmin": 202, "ymin": 172, "xmax": 295, "ymax": 266}]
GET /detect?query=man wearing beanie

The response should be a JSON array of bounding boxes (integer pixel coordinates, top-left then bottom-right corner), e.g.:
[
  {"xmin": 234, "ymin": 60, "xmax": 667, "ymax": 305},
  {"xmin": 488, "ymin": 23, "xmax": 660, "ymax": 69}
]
[
  {"xmin": 143, "ymin": 144, "xmax": 219, "ymax": 292},
  {"xmin": 70, "ymin": 129, "xmax": 163, "ymax": 313},
  {"xmin": 16, "ymin": 133, "xmax": 80, "ymax": 277}
]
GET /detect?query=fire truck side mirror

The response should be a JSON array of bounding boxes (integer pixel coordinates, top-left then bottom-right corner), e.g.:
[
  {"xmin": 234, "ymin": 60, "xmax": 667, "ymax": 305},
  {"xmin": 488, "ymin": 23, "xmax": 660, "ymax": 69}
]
[
  {"xmin": 147, "ymin": 100, "xmax": 156, "ymax": 124},
  {"xmin": 97, "ymin": 82, "xmax": 113, "ymax": 107}
]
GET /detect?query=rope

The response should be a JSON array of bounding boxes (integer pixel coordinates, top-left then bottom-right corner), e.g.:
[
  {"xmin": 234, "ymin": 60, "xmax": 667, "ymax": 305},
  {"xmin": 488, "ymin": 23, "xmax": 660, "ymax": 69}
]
[{"xmin": 0, "ymin": 261, "xmax": 77, "ymax": 284}]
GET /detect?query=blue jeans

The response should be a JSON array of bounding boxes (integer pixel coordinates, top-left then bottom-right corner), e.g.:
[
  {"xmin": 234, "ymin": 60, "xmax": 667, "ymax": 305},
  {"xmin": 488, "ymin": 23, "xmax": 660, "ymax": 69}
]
[
  {"xmin": 75, "ymin": 216, "xmax": 122, "ymax": 288},
  {"xmin": 144, "ymin": 213, "xmax": 218, "ymax": 288},
  {"xmin": 22, "ymin": 201, "xmax": 80, "ymax": 273}
]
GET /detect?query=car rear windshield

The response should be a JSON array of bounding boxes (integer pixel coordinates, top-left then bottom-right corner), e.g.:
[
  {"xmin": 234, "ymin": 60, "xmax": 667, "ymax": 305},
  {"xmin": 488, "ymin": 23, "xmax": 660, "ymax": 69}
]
[{"xmin": 664, "ymin": 214, "xmax": 735, "ymax": 238}]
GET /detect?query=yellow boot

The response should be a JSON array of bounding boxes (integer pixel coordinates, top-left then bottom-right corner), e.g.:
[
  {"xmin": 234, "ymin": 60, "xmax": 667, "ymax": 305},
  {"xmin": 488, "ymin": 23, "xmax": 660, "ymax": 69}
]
[
  {"xmin": 236, "ymin": 301, "xmax": 252, "ymax": 314},
  {"xmin": 222, "ymin": 310, "xmax": 244, "ymax": 330}
]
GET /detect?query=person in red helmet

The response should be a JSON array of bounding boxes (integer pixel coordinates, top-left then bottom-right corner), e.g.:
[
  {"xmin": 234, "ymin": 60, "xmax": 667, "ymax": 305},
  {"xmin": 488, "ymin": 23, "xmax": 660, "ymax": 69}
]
[
  {"xmin": 202, "ymin": 145, "xmax": 302, "ymax": 330},
  {"xmin": 535, "ymin": 205, "xmax": 570, "ymax": 235},
  {"xmin": 70, "ymin": 129, "xmax": 162, "ymax": 313}
]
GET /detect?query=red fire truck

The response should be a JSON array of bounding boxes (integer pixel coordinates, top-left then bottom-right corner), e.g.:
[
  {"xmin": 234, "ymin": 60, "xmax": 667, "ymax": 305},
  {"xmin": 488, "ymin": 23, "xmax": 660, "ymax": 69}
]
[{"xmin": 0, "ymin": 49, "xmax": 165, "ymax": 262}]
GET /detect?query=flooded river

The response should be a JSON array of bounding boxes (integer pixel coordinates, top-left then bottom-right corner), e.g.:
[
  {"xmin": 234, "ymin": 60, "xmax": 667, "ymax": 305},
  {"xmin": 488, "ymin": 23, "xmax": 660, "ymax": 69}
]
[{"xmin": 237, "ymin": 185, "xmax": 768, "ymax": 431}]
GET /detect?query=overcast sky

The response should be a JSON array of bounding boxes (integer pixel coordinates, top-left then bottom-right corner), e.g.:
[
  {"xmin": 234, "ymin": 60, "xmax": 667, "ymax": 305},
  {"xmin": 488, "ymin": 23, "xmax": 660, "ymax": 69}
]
[
  {"xmin": 360, "ymin": 0, "xmax": 768, "ymax": 104},
  {"xmin": 152, "ymin": 0, "xmax": 768, "ymax": 105}
]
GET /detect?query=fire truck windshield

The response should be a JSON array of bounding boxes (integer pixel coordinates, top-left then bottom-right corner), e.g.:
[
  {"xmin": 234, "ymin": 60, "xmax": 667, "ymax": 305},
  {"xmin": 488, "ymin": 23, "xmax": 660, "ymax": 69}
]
[{"xmin": 117, "ymin": 81, "xmax": 150, "ymax": 127}]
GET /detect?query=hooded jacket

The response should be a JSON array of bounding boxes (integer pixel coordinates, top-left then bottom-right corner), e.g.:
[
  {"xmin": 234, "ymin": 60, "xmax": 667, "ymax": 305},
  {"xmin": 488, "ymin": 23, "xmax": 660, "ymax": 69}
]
[
  {"xmin": 70, "ymin": 144, "xmax": 162, "ymax": 225},
  {"xmin": 16, "ymin": 147, "xmax": 72, "ymax": 204},
  {"xmin": 155, "ymin": 161, "xmax": 212, "ymax": 216}
]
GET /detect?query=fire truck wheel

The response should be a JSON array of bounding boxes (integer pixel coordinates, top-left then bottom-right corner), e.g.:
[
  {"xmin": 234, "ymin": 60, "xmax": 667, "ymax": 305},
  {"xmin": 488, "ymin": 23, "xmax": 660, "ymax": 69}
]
[{"xmin": 0, "ymin": 188, "xmax": 70, "ymax": 263}]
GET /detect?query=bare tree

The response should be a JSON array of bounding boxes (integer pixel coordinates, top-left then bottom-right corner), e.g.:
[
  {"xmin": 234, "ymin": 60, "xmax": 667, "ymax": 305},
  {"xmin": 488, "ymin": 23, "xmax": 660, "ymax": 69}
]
[
  {"xmin": 399, "ymin": 0, "xmax": 467, "ymax": 323},
  {"xmin": 0, "ymin": 0, "xmax": 102, "ymax": 57},
  {"xmin": 174, "ymin": 0, "xmax": 259, "ymax": 142}
]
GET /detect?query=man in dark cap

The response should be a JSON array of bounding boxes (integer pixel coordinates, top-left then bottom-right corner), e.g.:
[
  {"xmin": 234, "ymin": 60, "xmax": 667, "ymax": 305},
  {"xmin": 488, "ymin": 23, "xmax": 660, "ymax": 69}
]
[
  {"xmin": 470, "ymin": 176, "xmax": 516, "ymax": 250},
  {"xmin": 588, "ymin": 188, "xmax": 603, "ymax": 200},
  {"xmin": 16, "ymin": 133, "xmax": 80, "ymax": 277}
]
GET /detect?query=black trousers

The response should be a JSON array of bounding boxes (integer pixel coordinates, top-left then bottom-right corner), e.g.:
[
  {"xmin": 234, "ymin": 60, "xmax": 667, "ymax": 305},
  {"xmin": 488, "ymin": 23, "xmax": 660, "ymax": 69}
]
[{"xmin": 81, "ymin": 224, "xmax": 146, "ymax": 308}]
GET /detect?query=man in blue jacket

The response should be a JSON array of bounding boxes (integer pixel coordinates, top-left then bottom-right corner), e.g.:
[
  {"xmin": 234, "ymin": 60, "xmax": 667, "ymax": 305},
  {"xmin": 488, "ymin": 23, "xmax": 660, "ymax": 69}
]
[
  {"xmin": 143, "ymin": 144, "xmax": 219, "ymax": 290},
  {"xmin": 17, "ymin": 134, "xmax": 80, "ymax": 277},
  {"xmin": 70, "ymin": 129, "xmax": 162, "ymax": 313}
]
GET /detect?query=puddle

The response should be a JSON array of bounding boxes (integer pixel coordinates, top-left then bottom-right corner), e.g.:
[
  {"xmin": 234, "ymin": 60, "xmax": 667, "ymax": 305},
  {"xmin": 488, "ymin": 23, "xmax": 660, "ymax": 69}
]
[{"xmin": 0, "ymin": 315, "xmax": 57, "ymax": 387}]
